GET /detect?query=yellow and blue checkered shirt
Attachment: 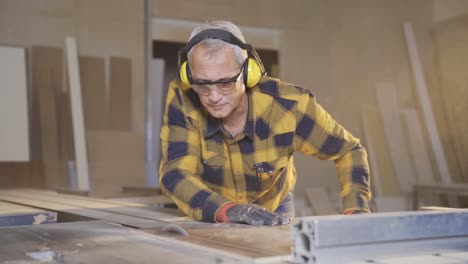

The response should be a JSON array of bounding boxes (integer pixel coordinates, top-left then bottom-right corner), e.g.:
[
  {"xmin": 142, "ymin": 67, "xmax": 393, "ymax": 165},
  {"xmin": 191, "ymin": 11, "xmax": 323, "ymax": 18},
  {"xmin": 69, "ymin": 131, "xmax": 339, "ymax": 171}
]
[{"xmin": 159, "ymin": 76, "xmax": 371, "ymax": 222}]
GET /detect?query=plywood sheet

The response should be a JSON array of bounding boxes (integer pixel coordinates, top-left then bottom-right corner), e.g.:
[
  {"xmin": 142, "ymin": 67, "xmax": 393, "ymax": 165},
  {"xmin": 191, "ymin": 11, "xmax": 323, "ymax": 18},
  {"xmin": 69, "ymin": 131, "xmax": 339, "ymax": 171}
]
[
  {"xmin": 361, "ymin": 104, "xmax": 400, "ymax": 197},
  {"xmin": 0, "ymin": 189, "xmax": 293, "ymax": 261},
  {"xmin": 401, "ymin": 108, "xmax": 436, "ymax": 185},
  {"xmin": 0, "ymin": 221, "xmax": 264, "ymax": 264},
  {"xmin": 87, "ymin": 131, "xmax": 144, "ymax": 161},
  {"xmin": 79, "ymin": 56, "xmax": 108, "ymax": 130},
  {"xmin": 32, "ymin": 46, "xmax": 65, "ymax": 188},
  {"xmin": 376, "ymin": 83, "xmax": 416, "ymax": 194},
  {"xmin": 109, "ymin": 56, "xmax": 132, "ymax": 130},
  {"xmin": 432, "ymin": 17, "xmax": 468, "ymax": 182},
  {"xmin": 404, "ymin": 22, "xmax": 452, "ymax": 184},
  {"xmin": 153, "ymin": 225, "xmax": 291, "ymax": 259},
  {"xmin": 0, "ymin": 46, "xmax": 30, "ymax": 161},
  {"xmin": 89, "ymin": 160, "xmax": 146, "ymax": 197},
  {"xmin": 0, "ymin": 190, "xmax": 168, "ymax": 229}
]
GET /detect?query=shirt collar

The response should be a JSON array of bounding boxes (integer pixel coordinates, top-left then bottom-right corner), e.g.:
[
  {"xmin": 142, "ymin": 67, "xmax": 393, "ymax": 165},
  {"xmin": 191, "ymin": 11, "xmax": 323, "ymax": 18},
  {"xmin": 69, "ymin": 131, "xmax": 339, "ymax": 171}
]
[{"xmin": 203, "ymin": 89, "xmax": 255, "ymax": 140}]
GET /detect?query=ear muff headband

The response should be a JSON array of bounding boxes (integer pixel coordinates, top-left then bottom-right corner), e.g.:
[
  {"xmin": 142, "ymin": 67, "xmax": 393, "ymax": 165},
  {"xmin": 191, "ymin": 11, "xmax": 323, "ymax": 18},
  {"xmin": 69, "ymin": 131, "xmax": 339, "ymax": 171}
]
[{"xmin": 178, "ymin": 29, "xmax": 266, "ymax": 90}]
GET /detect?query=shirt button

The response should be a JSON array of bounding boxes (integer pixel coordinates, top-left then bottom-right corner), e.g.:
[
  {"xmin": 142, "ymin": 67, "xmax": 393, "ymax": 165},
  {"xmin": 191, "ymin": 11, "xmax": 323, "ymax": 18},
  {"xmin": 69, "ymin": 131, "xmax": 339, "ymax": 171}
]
[
  {"xmin": 235, "ymin": 171, "xmax": 241, "ymax": 175},
  {"xmin": 203, "ymin": 160, "xmax": 207, "ymax": 164}
]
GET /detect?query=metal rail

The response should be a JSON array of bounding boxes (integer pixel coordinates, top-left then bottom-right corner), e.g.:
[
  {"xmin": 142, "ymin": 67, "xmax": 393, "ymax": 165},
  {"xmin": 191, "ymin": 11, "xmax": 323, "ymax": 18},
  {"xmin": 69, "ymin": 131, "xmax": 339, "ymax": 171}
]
[{"xmin": 292, "ymin": 210, "xmax": 468, "ymax": 263}]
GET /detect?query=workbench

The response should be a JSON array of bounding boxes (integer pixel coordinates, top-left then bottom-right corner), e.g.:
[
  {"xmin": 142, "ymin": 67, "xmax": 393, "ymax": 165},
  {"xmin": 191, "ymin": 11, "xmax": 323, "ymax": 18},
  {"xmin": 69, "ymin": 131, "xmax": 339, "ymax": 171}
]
[
  {"xmin": 0, "ymin": 189, "xmax": 291, "ymax": 263},
  {"xmin": 0, "ymin": 189, "xmax": 467, "ymax": 264}
]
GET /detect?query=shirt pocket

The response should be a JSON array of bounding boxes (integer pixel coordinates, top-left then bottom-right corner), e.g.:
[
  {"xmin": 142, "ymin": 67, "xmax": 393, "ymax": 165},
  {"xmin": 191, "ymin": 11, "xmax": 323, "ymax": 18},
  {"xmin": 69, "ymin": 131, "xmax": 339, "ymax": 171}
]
[
  {"xmin": 249, "ymin": 157, "xmax": 289, "ymax": 191},
  {"xmin": 200, "ymin": 154, "xmax": 226, "ymax": 186}
]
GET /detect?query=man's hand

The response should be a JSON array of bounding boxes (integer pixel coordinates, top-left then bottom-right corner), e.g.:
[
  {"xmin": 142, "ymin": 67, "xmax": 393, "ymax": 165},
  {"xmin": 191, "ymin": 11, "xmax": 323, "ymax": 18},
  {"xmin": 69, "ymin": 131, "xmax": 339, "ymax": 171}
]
[{"xmin": 226, "ymin": 204, "xmax": 291, "ymax": 226}]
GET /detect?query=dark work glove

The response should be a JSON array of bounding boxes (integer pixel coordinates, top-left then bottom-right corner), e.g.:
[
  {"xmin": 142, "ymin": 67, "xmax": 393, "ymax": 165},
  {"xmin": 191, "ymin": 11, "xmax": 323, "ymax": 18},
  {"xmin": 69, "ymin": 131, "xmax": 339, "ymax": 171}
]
[{"xmin": 226, "ymin": 204, "xmax": 292, "ymax": 226}]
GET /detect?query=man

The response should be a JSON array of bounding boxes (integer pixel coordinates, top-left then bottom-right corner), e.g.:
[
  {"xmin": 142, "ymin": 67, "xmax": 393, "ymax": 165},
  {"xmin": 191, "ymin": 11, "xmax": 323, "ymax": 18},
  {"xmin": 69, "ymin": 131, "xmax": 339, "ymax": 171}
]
[{"xmin": 159, "ymin": 20, "xmax": 371, "ymax": 226}]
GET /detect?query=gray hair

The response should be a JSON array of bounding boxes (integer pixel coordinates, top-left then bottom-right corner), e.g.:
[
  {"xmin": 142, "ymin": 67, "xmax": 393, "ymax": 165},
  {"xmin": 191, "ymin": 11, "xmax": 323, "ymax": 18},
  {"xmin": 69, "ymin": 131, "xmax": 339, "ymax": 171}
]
[{"xmin": 187, "ymin": 21, "xmax": 248, "ymax": 68}]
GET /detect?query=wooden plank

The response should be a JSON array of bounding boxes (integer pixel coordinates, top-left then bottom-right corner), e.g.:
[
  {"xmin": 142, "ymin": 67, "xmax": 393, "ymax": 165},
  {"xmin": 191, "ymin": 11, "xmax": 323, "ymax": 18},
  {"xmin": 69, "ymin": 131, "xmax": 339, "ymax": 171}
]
[
  {"xmin": 89, "ymin": 160, "xmax": 147, "ymax": 197},
  {"xmin": 401, "ymin": 108, "xmax": 436, "ymax": 185},
  {"xmin": 79, "ymin": 56, "xmax": 108, "ymax": 130},
  {"xmin": 304, "ymin": 187, "xmax": 337, "ymax": 215},
  {"xmin": 58, "ymin": 91, "xmax": 74, "ymax": 170},
  {"xmin": 0, "ymin": 189, "xmax": 292, "ymax": 261},
  {"xmin": 361, "ymin": 104, "xmax": 400, "ymax": 198},
  {"xmin": 0, "ymin": 189, "xmax": 144, "ymax": 209},
  {"xmin": 0, "ymin": 192, "xmax": 168, "ymax": 229},
  {"xmin": 0, "ymin": 201, "xmax": 47, "ymax": 214},
  {"xmin": 149, "ymin": 224, "xmax": 291, "ymax": 259},
  {"xmin": 433, "ymin": 18, "xmax": 468, "ymax": 183},
  {"xmin": 32, "ymin": 46, "xmax": 64, "ymax": 188},
  {"xmin": 87, "ymin": 131, "xmax": 145, "ymax": 161},
  {"xmin": 5, "ymin": 189, "xmax": 187, "ymax": 223},
  {"xmin": 109, "ymin": 56, "xmax": 132, "ymax": 130},
  {"xmin": 0, "ymin": 161, "xmax": 43, "ymax": 188},
  {"xmin": 0, "ymin": 46, "xmax": 30, "ymax": 161},
  {"xmin": 146, "ymin": 58, "xmax": 166, "ymax": 186},
  {"xmin": 0, "ymin": 221, "xmax": 275, "ymax": 264},
  {"xmin": 65, "ymin": 37, "xmax": 90, "ymax": 191},
  {"xmin": 0, "ymin": 189, "xmax": 293, "ymax": 261},
  {"xmin": 0, "ymin": 201, "xmax": 56, "ymax": 227},
  {"xmin": 0, "ymin": 189, "xmax": 189, "ymax": 225},
  {"xmin": 403, "ymin": 21, "xmax": 452, "ymax": 184},
  {"xmin": 376, "ymin": 83, "xmax": 416, "ymax": 194}
]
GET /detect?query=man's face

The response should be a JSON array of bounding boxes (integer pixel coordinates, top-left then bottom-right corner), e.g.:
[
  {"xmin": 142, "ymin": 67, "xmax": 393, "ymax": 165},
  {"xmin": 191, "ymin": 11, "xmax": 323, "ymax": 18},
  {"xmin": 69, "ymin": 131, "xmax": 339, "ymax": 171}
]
[{"xmin": 189, "ymin": 45, "xmax": 245, "ymax": 119}]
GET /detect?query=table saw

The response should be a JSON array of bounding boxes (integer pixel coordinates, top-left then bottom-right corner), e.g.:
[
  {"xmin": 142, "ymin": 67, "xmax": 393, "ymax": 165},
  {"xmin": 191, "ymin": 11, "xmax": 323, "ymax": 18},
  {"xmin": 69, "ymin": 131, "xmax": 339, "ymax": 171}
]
[{"xmin": 0, "ymin": 189, "xmax": 467, "ymax": 264}]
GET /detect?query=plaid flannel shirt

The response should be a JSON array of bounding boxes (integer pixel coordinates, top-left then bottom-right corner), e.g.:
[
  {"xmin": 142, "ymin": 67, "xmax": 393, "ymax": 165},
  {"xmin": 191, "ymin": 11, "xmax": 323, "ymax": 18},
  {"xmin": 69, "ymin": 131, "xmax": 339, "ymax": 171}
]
[{"xmin": 159, "ymin": 76, "xmax": 371, "ymax": 222}]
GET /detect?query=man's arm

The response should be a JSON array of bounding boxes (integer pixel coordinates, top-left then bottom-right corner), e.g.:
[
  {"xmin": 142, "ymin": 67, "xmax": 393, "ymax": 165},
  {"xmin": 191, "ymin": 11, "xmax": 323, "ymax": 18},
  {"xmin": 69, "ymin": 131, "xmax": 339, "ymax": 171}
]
[
  {"xmin": 293, "ymin": 91, "xmax": 371, "ymax": 213},
  {"xmin": 159, "ymin": 81, "xmax": 232, "ymax": 222}
]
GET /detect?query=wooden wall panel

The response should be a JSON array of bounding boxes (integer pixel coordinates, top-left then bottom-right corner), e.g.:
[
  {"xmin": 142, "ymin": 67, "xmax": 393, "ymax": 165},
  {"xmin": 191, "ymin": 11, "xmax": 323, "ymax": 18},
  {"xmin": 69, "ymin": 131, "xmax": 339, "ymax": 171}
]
[
  {"xmin": 360, "ymin": 105, "xmax": 400, "ymax": 197},
  {"xmin": 109, "ymin": 57, "xmax": 132, "ymax": 130},
  {"xmin": 31, "ymin": 46, "xmax": 67, "ymax": 188},
  {"xmin": 0, "ymin": 161, "xmax": 43, "ymax": 188},
  {"xmin": 433, "ymin": 15, "xmax": 468, "ymax": 182},
  {"xmin": 376, "ymin": 83, "xmax": 416, "ymax": 194},
  {"xmin": 79, "ymin": 56, "xmax": 107, "ymax": 130}
]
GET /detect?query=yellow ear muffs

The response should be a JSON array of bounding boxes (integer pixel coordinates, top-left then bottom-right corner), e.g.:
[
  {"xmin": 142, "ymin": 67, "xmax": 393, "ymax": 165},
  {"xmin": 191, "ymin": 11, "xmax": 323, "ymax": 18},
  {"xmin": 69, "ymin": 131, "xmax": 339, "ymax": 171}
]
[
  {"xmin": 244, "ymin": 58, "xmax": 262, "ymax": 88},
  {"xmin": 178, "ymin": 61, "xmax": 191, "ymax": 91}
]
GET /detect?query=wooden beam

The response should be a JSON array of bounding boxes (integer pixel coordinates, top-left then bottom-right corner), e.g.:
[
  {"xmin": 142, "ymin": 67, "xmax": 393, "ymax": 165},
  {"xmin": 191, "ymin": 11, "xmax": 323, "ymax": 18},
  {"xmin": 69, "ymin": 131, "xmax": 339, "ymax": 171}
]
[
  {"xmin": 65, "ymin": 37, "xmax": 90, "ymax": 191},
  {"xmin": 376, "ymin": 83, "xmax": 416, "ymax": 194},
  {"xmin": 79, "ymin": 56, "xmax": 108, "ymax": 130},
  {"xmin": 400, "ymin": 108, "xmax": 436, "ymax": 185},
  {"xmin": 403, "ymin": 21, "xmax": 452, "ymax": 184},
  {"xmin": 32, "ymin": 46, "xmax": 64, "ymax": 188}
]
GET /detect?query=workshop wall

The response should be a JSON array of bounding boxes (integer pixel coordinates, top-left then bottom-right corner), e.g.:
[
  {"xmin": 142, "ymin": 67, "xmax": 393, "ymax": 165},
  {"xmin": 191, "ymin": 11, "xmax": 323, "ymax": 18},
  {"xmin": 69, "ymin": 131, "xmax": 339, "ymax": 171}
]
[
  {"xmin": 0, "ymin": 0, "xmax": 467, "ymax": 205},
  {"xmin": 0, "ymin": 0, "xmax": 147, "ymax": 194},
  {"xmin": 432, "ymin": 14, "xmax": 468, "ymax": 183}
]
